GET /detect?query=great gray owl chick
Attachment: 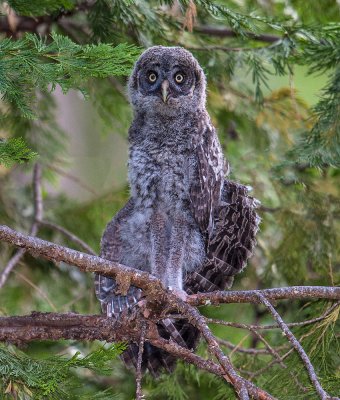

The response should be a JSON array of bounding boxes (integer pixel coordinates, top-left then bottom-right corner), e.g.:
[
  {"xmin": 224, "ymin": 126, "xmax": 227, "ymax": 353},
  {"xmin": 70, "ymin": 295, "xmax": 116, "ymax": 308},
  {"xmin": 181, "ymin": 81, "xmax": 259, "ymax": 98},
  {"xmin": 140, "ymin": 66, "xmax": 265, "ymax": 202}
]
[{"xmin": 95, "ymin": 46, "xmax": 260, "ymax": 376}]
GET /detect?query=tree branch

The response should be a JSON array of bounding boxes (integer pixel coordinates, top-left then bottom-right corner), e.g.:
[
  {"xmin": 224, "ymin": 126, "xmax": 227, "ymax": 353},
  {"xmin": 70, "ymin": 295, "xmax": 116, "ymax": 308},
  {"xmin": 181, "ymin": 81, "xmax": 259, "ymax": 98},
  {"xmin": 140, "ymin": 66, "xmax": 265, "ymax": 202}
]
[
  {"xmin": 0, "ymin": 311, "xmax": 274, "ymax": 400},
  {"xmin": 195, "ymin": 26, "xmax": 281, "ymax": 43},
  {"xmin": 256, "ymin": 293, "xmax": 334, "ymax": 400},
  {"xmin": 1, "ymin": 225, "xmax": 339, "ymax": 307},
  {"xmin": 190, "ymin": 287, "xmax": 340, "ymax": 306},
  {"xmin": 136, "ymin": 322, "xmax": 146, "ymax": 400},
  {"xmin": 0, "ymin": 312, "xmax": 138, "ymax": 344},
  {"xmin": 206, "ymin": 301, "xmax": 340, "ymax": 331},
  {"xmin": 0, "ymin": 224, "xmax": 165, "ymax": 298},
  {"xmin": 0, "ymin": 163, "xmax": 42, "ymax": 289}
]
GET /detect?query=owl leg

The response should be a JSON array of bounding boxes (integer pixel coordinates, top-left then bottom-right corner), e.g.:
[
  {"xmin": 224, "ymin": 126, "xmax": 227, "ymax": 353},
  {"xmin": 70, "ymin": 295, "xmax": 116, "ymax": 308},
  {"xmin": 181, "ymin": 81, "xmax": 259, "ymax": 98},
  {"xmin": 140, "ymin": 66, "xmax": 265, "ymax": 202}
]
[
  {"xmin": 150, "ymin": 211, "xmax": 168, "ymax": 281},
  {"xmin": 166, "ymin": 214, "xmax": 188, "ymax": 299},
  {"xmin": 96, "ymin": 200, "xmax": 143, "ymax": 317}
]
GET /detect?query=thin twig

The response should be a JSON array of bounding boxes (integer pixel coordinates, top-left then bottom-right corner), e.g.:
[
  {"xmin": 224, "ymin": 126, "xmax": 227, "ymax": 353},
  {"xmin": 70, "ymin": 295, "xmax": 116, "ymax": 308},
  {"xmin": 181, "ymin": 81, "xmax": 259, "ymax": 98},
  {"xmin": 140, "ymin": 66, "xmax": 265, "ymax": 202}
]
[
  {"xmin": 195, "ymin": 26, "xmax": 281, "ymax": 43},
  {"xmin": 256, "ymin": 293, "xmax": 332, "ymax": 400},
  {"xmin": 217, "ymin": 337, "xmax": 288, "ymax": 355},
  {"xmin": 136, "ymin": 322, "xmax": 146, "ymax": 400},
  {"xmin": 13, "ymin": 270, "xmax": 57, "ymax": 312},
  {"xmin": 240, "ymin": 348, "xmax": 295, "ymax": 379},
  {"xmin": 250, "ymin": 328, "xmax": 308, "ymax": 392},
  {"xmin": 0, "ymin": 163, "xmax": 42, "ymax": 289},
  {"xmin": 47, "ymin": 164, "xmax": 98, "ymax": 196},
  {"xmin": 39, "ymin": 220, "xmax": 96, "ymax": 255},
  {"xmin": 249, "ymin": 329, "xmax": 285, "ymax": 367},
  {"xmin": 206, "ymin": 301, "xmax": 339, "ymax": 330}
]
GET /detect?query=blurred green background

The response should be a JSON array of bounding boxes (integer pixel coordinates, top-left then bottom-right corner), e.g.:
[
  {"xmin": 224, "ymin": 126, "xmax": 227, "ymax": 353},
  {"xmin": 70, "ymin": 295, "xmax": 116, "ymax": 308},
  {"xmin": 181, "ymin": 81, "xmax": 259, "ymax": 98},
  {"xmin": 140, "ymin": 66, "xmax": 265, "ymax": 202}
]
[{"xmin": 0, "ymin": 1, "xmax": 339, "ymax": 399}]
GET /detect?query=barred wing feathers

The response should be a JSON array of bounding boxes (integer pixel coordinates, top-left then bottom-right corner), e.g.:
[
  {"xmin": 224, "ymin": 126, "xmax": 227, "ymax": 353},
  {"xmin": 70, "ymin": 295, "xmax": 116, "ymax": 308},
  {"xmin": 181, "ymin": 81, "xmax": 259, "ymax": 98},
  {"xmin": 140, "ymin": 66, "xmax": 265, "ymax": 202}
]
[
  {"xmin": 190, "ymin": 119, "xmax": 226, "ymax": 234},
  {"xmin": 185, "ymin": 180, "xmax": 260, "ymax": 294}
]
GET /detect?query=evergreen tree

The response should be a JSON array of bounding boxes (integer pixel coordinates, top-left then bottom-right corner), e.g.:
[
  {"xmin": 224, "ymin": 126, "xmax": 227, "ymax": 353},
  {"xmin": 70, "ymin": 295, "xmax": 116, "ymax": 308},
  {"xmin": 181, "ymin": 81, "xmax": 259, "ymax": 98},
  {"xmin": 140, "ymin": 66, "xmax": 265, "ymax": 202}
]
[{"xmin": 0, "ymin": 1, "xmax": 339, "ymax": 399}]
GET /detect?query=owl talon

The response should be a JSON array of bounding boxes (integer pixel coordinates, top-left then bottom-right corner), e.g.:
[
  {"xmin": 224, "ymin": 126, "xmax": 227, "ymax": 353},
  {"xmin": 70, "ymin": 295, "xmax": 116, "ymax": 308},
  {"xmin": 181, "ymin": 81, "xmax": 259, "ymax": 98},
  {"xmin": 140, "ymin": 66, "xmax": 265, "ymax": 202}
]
[
  {"xmin": 137, "ymin": 299, "xmax": 151, "ymax": 318},
  {"xmin": 168, "ymin": 287, "xmax": 188, "ymax": 302}
]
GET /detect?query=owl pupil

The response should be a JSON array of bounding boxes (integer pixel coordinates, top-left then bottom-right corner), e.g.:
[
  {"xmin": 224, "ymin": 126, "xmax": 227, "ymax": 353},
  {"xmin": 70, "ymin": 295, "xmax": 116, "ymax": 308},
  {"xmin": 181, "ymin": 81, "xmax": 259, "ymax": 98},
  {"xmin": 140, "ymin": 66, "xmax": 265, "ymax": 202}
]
[
  {"xmin": 175, "ymin": 73, "xmax": 184, "ymax": 83},
  {"xmin": 148, "ymin": 72, "xmax": 157, "ymax": 83}
]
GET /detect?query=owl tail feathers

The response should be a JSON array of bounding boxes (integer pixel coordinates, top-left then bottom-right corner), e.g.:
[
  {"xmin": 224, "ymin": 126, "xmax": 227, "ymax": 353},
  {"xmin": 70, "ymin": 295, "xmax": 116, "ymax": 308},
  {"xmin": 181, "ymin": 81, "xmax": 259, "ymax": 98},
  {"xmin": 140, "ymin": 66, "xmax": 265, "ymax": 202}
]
[
  {"xmin": 185, "ymin": 179, "xmax": 261, "ymax": 294},
  {"xmin": 122, "ymin": 318, "xmax": 200, "ymax": 377}
]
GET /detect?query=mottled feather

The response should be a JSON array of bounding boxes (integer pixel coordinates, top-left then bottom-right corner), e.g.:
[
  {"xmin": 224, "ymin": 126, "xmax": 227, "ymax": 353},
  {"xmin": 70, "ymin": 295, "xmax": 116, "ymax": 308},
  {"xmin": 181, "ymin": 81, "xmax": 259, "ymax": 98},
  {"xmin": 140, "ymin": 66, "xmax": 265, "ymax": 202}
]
[{"xmin": 190, "ymin": 118, "xmax": 226, "ymax": 234}]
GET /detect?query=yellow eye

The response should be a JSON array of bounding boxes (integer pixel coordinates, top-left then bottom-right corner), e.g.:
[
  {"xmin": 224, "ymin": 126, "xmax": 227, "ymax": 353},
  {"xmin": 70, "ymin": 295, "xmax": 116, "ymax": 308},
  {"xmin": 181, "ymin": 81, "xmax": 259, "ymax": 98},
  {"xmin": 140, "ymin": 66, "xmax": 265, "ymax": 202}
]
[
  {"xmin": 148, "ymin": 72, "xmax": 157, "ymax": 83},
  {"xmin": 175, "ymin": 73, "xmax": 184, "ymax": 83}
]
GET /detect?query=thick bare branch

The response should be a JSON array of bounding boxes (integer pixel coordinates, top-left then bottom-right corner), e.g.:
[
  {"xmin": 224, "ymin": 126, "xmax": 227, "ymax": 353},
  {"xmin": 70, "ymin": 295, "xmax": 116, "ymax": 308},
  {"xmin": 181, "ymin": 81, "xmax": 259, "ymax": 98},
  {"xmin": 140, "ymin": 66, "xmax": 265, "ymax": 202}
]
[
  {"xmin": 169, "ymin": 299, "xmax": 274, "ymax": 400},
  {"xmin": 0, "ymin": 224, "xmax": 165, "ymax": 298},
  {"xmin": 0, "ymin": 311, "xmax": 274, "ymax": 400},
  {"xmin": 1, "ymin": 225, "xmax": 339, "ymax": 308},
  {"xmin": 0, "ymin": 312, "xmax": 138, "ymax": 344},
  {"xmin": 190, "ymin": 286, "xmax": 340, "ymax": 306},
  {"xmin": 1, "ymin": 225, "xmax": 338, "ymax": 399}
]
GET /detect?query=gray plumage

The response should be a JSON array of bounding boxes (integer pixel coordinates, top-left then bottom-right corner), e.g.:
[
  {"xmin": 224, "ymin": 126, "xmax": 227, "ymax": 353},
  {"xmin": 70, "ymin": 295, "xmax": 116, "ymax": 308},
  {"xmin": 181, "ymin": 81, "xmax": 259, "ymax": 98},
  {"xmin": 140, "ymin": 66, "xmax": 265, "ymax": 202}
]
[{"xmin": 95, "ymin": 46, "xmax": 260, "ymax": 376}]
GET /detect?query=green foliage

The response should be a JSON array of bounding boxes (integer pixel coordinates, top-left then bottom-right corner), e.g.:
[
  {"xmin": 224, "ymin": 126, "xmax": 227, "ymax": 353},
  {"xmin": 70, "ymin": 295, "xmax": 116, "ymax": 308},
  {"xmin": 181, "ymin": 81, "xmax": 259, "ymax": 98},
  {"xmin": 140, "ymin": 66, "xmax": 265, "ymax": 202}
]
[
  {"xmin": 6, "ymin": 0, "xmax": 75, "ymax": 16},
  {"xmin": 0, "ymin": 33, "xmax": 140, "ymax": 117},
  {"xmin": 0, "ymin": 137, "xmax": 37, "ymax": 167},
  {"xmin": 0, "ymin": 343, "xmax": 126, "ymax": 399}
]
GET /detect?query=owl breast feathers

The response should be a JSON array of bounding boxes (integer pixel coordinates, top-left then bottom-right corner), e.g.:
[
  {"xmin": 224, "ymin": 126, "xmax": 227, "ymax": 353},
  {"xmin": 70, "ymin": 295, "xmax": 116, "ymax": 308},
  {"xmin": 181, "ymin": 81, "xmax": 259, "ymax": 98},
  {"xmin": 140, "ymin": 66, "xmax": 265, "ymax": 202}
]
[{"xmin": 95, "ymin": 46, "xmax": 260, "ymax": 376}]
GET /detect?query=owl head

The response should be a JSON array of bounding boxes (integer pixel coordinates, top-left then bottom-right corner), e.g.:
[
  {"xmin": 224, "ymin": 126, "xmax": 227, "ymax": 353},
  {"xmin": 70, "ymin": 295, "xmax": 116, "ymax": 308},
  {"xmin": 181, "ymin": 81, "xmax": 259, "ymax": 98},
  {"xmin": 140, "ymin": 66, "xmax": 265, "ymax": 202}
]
[{"xmin": 128, "ymin": 46, "xmax": 206, "ymax": 115}]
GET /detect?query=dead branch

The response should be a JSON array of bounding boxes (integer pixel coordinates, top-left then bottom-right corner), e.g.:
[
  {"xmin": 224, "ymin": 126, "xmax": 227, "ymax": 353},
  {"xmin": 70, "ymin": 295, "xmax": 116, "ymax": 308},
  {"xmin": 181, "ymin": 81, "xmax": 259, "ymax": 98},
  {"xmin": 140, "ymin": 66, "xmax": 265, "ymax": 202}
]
[
  {"xmin": 256, "ymin": 293, "xmax": 332, "ymax": 400},
  {"xmin": 136, "ymin": 322, "xmax": 146, "ymax": 400},
  {"xmin": 0, "ymin": 311, "xmax": 274, "ymax": 400},
  {"xmin": 0, "ymin": 224, "xmax": 165, "ymax": 298},
  {"xmin": 195, "ymin": 26, "xmax": 280, "ymax": 43},
  {"xmin": 1, "ymin": 225, "xmax": 339, "ymax": 307},
  {"xmin": 39, "ymin": 220, "xmax": 96, "ymax": 255},
  {"xmin": 190, "ymin": 287, "xmax": 340, "ymax": 306},
  {"xmin": 0, "ymin": 163, "xmax": 42, "ymax": 289},
  {"xmin": 0, "ymin": 312, "xmax": 138, "ymax": 344},
  {"xmin": 206, "ymin": 301, "xmax": 340, "ymax": 330}
]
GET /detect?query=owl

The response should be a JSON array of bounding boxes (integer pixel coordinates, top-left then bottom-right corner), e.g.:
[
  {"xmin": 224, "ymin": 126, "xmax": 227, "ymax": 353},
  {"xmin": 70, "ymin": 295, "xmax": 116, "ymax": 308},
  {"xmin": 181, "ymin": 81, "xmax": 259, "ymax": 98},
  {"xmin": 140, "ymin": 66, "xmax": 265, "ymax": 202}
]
[{"xmin": 95, "ymin": 46, "xmax": 260, "ymax": 376}]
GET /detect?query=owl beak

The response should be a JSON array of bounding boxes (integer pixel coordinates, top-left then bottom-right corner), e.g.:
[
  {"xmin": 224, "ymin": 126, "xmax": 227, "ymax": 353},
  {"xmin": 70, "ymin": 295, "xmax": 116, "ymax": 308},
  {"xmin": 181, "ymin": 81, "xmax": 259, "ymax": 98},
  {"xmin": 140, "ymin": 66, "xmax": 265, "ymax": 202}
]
[{"xmin": 161, "ymin": 80, "xmax": 170, "ymax": 103}]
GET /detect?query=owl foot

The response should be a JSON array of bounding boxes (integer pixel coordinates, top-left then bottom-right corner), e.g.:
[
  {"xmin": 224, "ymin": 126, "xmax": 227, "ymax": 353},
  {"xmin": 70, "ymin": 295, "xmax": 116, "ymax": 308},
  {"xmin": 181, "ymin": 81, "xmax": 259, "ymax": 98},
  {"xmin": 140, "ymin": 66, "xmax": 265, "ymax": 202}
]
[
  {"xmin": 137, "ymin": 299, "xmax": 152, "ymax": 318},
  {"xmin": 168, "ymin": 287, "xmax": 188, "ymax": 302}
]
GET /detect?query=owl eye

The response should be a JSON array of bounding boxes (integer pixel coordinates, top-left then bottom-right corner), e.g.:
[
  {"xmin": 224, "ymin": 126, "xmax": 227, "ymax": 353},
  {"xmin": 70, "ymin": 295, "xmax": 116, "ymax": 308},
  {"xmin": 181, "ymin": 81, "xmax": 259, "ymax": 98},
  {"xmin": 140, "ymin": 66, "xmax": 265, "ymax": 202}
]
[
  {"xmin": 175, "ymin": 73, "xmax": 184, "ymax": 83},
  {"xmin": 148, "ymin": 72, "xmax": 158, "ymax": 83}
]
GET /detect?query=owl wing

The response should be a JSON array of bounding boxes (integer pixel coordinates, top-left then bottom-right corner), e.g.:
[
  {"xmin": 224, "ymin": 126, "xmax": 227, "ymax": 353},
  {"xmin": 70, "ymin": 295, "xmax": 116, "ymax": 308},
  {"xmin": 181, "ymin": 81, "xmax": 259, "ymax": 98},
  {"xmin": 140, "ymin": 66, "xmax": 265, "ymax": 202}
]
[
  {"xmin": 189, "ymin": 119, "xmax": 226, "ymax": 235},
  {"xmin": 185, "ymin": 180, "xmax": 260, "ymax": 293}
]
